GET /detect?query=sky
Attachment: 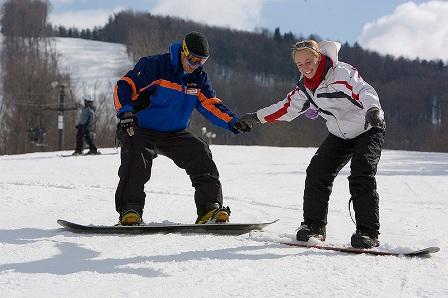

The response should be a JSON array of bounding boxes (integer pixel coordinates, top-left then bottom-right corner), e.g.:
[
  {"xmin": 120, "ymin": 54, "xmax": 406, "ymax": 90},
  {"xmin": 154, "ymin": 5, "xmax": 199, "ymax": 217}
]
[{"xmin": 47, "ymin": 0, "xmax": 448, "ymax": 62}]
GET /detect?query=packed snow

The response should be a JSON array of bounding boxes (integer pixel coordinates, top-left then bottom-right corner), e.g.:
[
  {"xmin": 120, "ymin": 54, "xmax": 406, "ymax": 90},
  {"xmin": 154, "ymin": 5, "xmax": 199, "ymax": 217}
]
[
  {"xmin": 54, "ymin": 37, "xmax": 132, "ymax": 98},
  {"xmin": 0, "ymin": 145, "xmax": 447, "ymax": 297}
]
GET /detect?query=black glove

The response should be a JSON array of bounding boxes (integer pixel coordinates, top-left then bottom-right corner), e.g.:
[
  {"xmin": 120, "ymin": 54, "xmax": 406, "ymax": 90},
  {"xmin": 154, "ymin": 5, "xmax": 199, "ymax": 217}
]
[
  {"xmin": 118, "ymin": 112, "xmax": 138, "ymax": 136},
  {"xmin": 233, "ymin": 113, "xmax": 260, "ymax": 133},
  {"xmin": 133, "ymin": 90, "xmax": 152, "ymax": 112},
  {"xmin": 364, "ymin": 107, "xmax": 385, "ymax": 130}
]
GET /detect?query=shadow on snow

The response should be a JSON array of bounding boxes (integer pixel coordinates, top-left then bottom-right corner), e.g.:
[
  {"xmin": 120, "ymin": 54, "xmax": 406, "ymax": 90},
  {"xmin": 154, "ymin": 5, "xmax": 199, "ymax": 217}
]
[{"xmin": 0, "ymin": 228, "xmax": 302, "ymax": 278}]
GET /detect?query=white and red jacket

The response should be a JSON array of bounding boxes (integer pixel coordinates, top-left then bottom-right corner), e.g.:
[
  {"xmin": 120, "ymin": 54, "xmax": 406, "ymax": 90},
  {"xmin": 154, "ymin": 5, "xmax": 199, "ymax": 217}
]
[{"xmin": 256, "ymin": 41, "xmax": 382, "ymax": 139}]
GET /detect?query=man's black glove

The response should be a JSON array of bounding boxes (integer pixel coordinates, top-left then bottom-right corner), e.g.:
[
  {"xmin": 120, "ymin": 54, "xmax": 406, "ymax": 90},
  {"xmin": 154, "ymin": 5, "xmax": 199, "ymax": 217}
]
[
  {"xmin": 364, "ymin": 107, "xmax": 385, "ymax": 130},
  {"xmin": 133, "ymin": 90, "xmax": 152, "ymax": 112},
  {"xmin": 118, "ymin": 112, "xmax": 138, "ymax": 136},
  {"xmin": 233, "ymin": 113, "xmax": 260, "ymax": 133}
]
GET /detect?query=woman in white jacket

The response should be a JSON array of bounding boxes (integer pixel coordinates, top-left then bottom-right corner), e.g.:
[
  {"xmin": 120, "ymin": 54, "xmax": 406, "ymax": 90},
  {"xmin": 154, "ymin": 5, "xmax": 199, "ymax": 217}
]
[{"xmin": 234, "ymin": 40, "xmax": 386, "ymax": 248}]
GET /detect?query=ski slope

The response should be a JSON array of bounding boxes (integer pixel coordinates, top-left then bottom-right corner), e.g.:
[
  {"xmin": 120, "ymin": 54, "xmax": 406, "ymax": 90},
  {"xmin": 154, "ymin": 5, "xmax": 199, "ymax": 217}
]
[
  {"xmin": 0, "ymin": 146, "xmax": 447, "ymax": 297},
  {"xmin": 54, "ymin": 37, "xmax": 132, "ymax": 98}
]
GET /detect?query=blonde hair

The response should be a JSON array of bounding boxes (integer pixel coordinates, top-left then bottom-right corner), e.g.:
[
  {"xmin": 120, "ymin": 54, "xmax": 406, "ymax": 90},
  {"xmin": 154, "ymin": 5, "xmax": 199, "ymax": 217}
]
[{"xmin": 291, "ymin": 40, "xmax": 320, "ymax": 59}]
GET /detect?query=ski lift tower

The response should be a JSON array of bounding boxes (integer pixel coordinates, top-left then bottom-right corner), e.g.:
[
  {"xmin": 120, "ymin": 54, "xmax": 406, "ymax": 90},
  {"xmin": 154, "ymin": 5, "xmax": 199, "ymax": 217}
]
[{"xmin": 51, "ymin": 81, "xmax": 66, "ymax": 150}]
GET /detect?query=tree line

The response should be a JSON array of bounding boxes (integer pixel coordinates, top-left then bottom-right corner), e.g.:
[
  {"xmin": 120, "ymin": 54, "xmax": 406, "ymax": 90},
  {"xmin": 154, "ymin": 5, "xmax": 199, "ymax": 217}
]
[
  {"xmin": 86, "ymin": 10, "xmax": 448, "ymax": 152},
  {"xmin": 1, "ymin": 4, "xmax": 447, "ymax": 154}
]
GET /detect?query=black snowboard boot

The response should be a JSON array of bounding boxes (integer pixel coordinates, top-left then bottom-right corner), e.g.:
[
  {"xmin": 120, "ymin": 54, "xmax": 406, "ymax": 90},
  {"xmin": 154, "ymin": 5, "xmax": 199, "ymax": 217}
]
[
  {"xmin": 86, "ymin": 149, "xmax": 100, "ymax": 155},
  {"xmin": 351, "ymin": 230, "xmax": 379, "ymax": 248},
  {"xmin": 296, "ymin": 222, "xmax": 326, "ymax": 241}
]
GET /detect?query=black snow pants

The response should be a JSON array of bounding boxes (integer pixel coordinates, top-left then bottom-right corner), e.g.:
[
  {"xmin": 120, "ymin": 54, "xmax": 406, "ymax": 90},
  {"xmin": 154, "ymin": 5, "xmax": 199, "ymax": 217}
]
[
  {"xmin": 115, "ymin": 128, "xmax": 223, "ymax": 217},
  {"xmin": 75, "ymin": 125, "xmax": 97, "ymax": 152},
  {"xmin": 302, "ymin": 127, "xmax": 385, "ymax": 235}
]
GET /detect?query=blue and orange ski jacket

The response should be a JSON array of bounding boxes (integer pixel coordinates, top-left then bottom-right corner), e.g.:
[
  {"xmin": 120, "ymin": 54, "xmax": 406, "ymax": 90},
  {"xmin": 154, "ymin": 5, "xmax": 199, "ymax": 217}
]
[{"xmin": 114, "ymin": 41, "xmax": 239, "ymax": 133}]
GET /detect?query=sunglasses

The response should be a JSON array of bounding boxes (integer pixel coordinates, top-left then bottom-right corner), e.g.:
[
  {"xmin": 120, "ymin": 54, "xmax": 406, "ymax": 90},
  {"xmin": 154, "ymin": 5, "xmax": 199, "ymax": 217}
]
[
  {"xmin": 292, "ymin": 41, "xmax": 320, "ymax": 54},
  {"xmin": 184, "ymin": 52, "xmax": 208, "ymax": 67}
]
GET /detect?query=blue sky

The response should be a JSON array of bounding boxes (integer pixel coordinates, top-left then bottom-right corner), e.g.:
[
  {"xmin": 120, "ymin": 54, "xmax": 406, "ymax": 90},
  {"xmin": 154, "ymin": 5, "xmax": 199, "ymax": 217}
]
[{"xmin": 48, "ymin": 0, "xmax": 448, "ymax": 61}]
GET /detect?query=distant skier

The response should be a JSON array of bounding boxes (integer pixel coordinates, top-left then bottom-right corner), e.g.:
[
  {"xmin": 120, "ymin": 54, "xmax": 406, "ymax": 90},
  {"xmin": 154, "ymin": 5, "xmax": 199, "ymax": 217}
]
[
  {"xmin": 113, "ymin": 31, "xmax": 242, "ymax": 226},
  {"xmin": 73, "ymin": 95, "xmax": 98, "ymax": 155},
  {"xmin": 235, "ymin": 40, "xmax": 386, "ymax": 248}
]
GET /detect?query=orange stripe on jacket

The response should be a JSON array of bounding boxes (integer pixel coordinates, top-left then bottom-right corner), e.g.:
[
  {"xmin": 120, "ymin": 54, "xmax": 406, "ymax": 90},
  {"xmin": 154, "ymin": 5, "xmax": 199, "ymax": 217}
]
[
  {"xmin": 118, "ymin": 76, "xmax": 139, "ymax": 101},
  {"xmin": 116, "ymin": 78, "xmax": 183, "ymax": 110},
  {"xmin": 159, "ymin": 79, "xmax": 183, "ymax": 92},
  {"xmin": 140, "ymin": 79, "xmax": 183, "ymax": 93},
  {"xmin": 113, "ymin": 84, "xmax": 122, "ymax": 111},
  {"xmin": 198, "ymin": 92, "xmax": 232, "ymax": 123}
]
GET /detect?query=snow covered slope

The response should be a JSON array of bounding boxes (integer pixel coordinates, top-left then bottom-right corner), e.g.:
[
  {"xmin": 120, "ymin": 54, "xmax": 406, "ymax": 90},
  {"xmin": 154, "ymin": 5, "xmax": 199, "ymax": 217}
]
[
  {"xmin": 54, "ymin": 37, "xmax": 132, "ymax": 98},
  {"xmin": 0, "ymin": 146, "xmax": 447, "ymax": 297}
]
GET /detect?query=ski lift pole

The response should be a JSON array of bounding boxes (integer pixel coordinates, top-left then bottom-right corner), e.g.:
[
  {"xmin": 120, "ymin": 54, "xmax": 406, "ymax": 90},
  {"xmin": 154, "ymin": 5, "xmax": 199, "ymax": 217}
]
[{"xmin": 58, "ymin": 84, "xmax": 65, "ymax": 150}]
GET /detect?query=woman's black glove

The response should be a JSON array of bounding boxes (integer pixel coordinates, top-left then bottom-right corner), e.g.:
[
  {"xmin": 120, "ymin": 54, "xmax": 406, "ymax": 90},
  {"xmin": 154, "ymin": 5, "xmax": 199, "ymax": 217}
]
[
  {"xmin": 233, "ymin": 113, "xmax": 260, "ymax": 133},
  {"xmin": 364, "ymin": 107, "xmax": 385, "ymax": 130}
]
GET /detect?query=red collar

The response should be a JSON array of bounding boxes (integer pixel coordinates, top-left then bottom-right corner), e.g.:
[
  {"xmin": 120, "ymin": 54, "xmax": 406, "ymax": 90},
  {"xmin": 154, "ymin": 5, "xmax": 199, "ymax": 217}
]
[{"xmin": 304, "ymin": 54, "xmax": 331, "ymax": 90}]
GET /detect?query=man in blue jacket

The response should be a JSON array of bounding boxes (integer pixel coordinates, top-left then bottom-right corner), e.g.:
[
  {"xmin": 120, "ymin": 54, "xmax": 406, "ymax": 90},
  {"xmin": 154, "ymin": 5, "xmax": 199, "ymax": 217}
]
[{"xmin": 114, "ymin": 31, "xmax": 241, "ymax": 225}]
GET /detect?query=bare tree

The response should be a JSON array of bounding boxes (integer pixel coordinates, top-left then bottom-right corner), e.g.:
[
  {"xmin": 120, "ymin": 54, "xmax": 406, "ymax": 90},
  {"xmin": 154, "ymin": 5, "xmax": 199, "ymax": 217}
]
[{"xmin": 0, "ymin": 0, "xmax": 72, "ymax": 154}]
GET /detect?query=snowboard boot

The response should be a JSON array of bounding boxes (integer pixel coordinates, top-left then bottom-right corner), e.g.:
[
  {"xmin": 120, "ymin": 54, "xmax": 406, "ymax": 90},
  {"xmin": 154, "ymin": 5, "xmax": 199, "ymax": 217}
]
[
  {"xmin": 195, "ymin": 206, "xmax": 231, "ymax": 224},
  {"xmin": 351, "ymin": 229, "xmax": 380, "ymax": 249},
  {"xmin": 86, "ymin": 149, "xmax": 100, "ymax": 155},
  {"xmin": 118, "ymin": 209, "xmax": 143, "ymax": 226},
  {"xmin": 296, "ymin": 222, "xmax": 326, "ymax": 242},
  {"xmin": 72, "ymin": 150, "xmax": 82, "ymax": 156}
]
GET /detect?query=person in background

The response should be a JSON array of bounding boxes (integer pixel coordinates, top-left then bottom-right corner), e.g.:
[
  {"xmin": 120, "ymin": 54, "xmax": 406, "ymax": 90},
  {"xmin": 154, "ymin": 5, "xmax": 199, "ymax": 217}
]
[
  {"xmin": 73, "ymin": 95, "xmax": 98, "ymax": 155},
  {"xmin": 114, "ymin": 31, "xmax": 242, "ymax": 226},
  {"xmin": 234, "ymin": 40, "xmax": 386, "ymax": 248}
]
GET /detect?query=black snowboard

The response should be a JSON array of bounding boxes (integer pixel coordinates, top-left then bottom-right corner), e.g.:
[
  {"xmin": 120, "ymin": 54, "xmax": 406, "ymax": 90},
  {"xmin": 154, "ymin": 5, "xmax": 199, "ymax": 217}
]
[
  {"xmin": 59, "ymin": 152, "xmax": 118, "ymax": 157},
  {"xmin": 280, "ymin": 241, "xmax": 440, "ymax": 257},
  {"xmin": 57, "ymin": 219, "xmax": 278, "ymax": 235}
]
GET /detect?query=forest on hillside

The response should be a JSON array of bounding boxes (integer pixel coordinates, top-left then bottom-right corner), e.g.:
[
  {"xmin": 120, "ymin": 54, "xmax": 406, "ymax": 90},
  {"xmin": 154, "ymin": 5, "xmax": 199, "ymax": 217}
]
[
  {"xmin": 55, "ymin": 10, "xmax": 448, "ymax": 152},
  {"xmin": 1, "ymin": 1, "xmax": 447, "ymax": 154}
]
